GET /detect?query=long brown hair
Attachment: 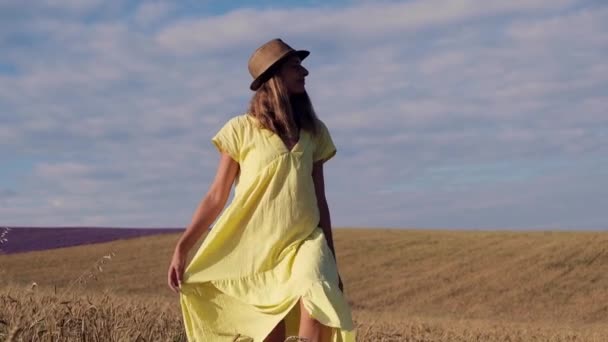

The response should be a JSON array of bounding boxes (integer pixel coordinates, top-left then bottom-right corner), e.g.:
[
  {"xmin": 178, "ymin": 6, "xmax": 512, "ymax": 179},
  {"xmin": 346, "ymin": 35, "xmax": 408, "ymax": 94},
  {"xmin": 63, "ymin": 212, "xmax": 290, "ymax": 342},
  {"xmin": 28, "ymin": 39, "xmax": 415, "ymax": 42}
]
[{"xmin": 248, "ymin": 74, "xmax": 319, "ymax": 139}]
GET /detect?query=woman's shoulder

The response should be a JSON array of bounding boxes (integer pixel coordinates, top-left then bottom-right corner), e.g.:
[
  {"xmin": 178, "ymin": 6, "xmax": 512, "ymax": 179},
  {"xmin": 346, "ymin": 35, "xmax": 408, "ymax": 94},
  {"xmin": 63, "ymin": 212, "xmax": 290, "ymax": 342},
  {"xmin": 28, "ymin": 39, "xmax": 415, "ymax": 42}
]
[
  {"xmin": 220, "ymin": 113, "xmax": 253, "ymax": 130},
  {"xmin": 312, "ymin": 118, "xmax": 331, "ymax": 137}
]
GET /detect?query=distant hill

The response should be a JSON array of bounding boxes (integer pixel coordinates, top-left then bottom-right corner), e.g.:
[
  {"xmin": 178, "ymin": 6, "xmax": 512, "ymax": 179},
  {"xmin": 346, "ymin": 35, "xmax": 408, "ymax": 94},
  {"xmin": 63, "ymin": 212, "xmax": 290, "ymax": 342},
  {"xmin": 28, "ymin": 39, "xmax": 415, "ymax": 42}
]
[
  {"xmin": 0, "ymin": 227, "xmax": 181, "ymax": 254},
  {"xmin": 2, "ymin": 228, "xmax": 608, "ymax": 328}
]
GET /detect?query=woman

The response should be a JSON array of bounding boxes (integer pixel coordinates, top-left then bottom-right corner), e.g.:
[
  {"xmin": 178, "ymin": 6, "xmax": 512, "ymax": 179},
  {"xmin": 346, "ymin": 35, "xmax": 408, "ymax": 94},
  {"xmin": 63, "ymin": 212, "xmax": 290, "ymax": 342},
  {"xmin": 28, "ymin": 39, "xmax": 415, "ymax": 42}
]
[{"xmin": 167, "ymin": 38, "xmax": 356, "ymax": 342}]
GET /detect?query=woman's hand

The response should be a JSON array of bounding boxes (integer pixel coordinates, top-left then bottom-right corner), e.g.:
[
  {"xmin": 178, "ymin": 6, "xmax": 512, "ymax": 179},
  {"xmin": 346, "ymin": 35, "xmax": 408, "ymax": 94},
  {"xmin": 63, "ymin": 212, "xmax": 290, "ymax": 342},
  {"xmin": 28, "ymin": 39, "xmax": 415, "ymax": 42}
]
[{"xmin": 168, "ymin": 248, "xmax": 187, "ymax": 294}]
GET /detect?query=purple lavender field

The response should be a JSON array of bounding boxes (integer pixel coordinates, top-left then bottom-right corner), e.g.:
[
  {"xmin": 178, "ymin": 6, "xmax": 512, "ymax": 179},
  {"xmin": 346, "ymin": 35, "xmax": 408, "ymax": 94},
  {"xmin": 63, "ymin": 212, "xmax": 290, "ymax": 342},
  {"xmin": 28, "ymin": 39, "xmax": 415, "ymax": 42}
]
[{"xmin": 0, "ymin": 227, "xmax": 182, "ymax": 254}]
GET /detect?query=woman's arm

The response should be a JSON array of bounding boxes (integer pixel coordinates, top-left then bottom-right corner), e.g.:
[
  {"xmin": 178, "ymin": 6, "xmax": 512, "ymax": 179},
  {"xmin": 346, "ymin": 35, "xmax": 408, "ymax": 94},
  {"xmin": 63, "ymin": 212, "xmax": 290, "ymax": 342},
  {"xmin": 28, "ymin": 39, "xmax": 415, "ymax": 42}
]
[
  {"xmin": 175, "ymin": 153, "xmax": 240, "ymax": 254},
  {"xmin": 168, "ymin": 152, "xmax": 239, "ymax": 293},
  {"xmin": 312, "ymin": 161, "xmax": 336, "ymax": 259},
  {"xmin": 313, "ymin": 160, "xmax": 344, "ymax": 291}
]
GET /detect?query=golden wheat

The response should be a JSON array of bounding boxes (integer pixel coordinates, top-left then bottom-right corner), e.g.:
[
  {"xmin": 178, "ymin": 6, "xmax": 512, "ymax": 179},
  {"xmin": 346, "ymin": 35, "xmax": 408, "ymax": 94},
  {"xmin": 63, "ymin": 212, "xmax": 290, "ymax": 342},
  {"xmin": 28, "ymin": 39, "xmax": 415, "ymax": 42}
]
[{"xmin": 1, "ymin": 229, "xmax": 608, "ymax": 341}]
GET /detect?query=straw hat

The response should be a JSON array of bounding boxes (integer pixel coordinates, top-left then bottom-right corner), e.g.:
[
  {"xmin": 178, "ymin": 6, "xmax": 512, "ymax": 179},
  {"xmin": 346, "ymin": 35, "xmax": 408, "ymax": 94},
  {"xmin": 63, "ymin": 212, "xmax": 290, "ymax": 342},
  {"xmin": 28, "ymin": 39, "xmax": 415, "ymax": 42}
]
[{"xmin": 248, "ymin": 38, "xmax": 309, "ymax": 91}]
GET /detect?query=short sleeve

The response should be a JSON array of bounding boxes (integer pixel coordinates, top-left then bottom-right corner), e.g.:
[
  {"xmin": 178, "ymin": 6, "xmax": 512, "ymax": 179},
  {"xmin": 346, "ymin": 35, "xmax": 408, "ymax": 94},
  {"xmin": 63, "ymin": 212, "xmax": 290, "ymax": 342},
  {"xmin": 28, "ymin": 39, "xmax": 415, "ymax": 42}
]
[
  {"xmin": 313, "ymin": 120, "xmax": 337, "ymax": 163},
  {"xmin": 211, "ymin": 117, "xmax": 242, "ymax": 162}
]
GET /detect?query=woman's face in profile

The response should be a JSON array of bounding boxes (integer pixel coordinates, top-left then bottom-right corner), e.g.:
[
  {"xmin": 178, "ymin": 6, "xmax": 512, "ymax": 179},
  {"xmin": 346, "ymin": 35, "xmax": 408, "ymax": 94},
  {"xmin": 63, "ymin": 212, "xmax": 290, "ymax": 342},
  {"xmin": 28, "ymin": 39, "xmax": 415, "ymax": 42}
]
[{"xmin": 279, "ymin": 55, "xmax": 309, "ymax": 95}]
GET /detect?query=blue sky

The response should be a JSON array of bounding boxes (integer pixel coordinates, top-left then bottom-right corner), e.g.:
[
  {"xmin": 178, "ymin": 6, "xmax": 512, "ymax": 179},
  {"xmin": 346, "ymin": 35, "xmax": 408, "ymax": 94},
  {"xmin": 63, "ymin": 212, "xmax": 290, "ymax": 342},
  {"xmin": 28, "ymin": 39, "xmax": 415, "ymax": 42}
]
[{"xmin": 1, "ymin": 0, "xmax": 607, "ymax": 230}]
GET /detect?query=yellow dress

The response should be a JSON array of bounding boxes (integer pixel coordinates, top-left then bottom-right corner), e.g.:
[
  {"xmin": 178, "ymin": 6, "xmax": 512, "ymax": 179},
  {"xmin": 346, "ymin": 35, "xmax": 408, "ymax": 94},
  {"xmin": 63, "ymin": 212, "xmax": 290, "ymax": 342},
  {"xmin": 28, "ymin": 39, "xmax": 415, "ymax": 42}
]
[{"xmin": 179, "ymin": 114, "xmax": 356, "ymax": 341}]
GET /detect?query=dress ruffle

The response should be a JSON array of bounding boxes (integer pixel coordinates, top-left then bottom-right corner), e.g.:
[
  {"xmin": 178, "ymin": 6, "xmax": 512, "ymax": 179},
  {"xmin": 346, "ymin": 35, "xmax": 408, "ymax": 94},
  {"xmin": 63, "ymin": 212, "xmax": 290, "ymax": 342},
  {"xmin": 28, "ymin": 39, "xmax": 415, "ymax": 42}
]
[{"xmin": 180, "ymin": 228, "xmax": 355, "ymax": 341}]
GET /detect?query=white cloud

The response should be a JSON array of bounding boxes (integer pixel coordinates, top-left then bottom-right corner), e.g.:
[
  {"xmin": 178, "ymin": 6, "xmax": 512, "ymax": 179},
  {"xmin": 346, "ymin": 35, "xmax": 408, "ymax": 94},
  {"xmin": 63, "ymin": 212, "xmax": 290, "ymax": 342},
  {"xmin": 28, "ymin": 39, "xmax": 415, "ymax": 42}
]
[
  {"xmin": 155, "ymin": 0, "xmax": 578, "ymax": 55},
  {"xmin": 0, "ymin": 0, "xmax": 103, "ymax": 11},
  {"xmin": 41, "ymin": 0, "xmax": 103, "ymax": 10},
  {"xmin": 134, "ymin": 1, "xmax": 173, "ymax": 25},
  {"xmin": 506, "ymin": 6, "xmax": 608, "ymax": 44}
]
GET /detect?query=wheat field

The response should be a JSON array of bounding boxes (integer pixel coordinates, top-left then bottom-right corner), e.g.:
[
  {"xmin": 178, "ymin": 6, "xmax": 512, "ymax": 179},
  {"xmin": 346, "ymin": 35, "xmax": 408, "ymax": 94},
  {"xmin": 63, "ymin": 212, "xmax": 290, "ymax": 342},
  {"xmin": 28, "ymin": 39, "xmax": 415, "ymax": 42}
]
[{"xmin": 1, "ymin": 228, "xmax": 608, "ymax": 341}]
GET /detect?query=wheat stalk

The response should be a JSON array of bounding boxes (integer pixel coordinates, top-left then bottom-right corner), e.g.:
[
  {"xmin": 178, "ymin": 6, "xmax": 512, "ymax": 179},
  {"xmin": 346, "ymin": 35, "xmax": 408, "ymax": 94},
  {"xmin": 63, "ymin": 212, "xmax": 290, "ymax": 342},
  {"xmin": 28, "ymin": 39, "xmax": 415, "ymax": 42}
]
[
  {"xmin": 0, "ymin": 227, "xmax": 10, "ymax": 253},
  {"xmin": 284, "ymin": 337, "xmax": 310, "ymax": 342},
  {"xmin": 0, "ymin": 227, "xmax": 10, "ymax": 281},
  {"xmin": 27, "ymin": 251, "xmax": 117, "ymax": 329}
]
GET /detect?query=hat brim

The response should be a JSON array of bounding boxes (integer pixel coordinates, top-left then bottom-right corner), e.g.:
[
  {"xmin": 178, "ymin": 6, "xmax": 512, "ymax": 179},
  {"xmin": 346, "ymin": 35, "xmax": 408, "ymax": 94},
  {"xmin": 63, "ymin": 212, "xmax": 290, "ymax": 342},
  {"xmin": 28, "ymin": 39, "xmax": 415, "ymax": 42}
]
[{"xmin": 250, "ymin": 50, "xmax": 309, "ymax": 91}]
